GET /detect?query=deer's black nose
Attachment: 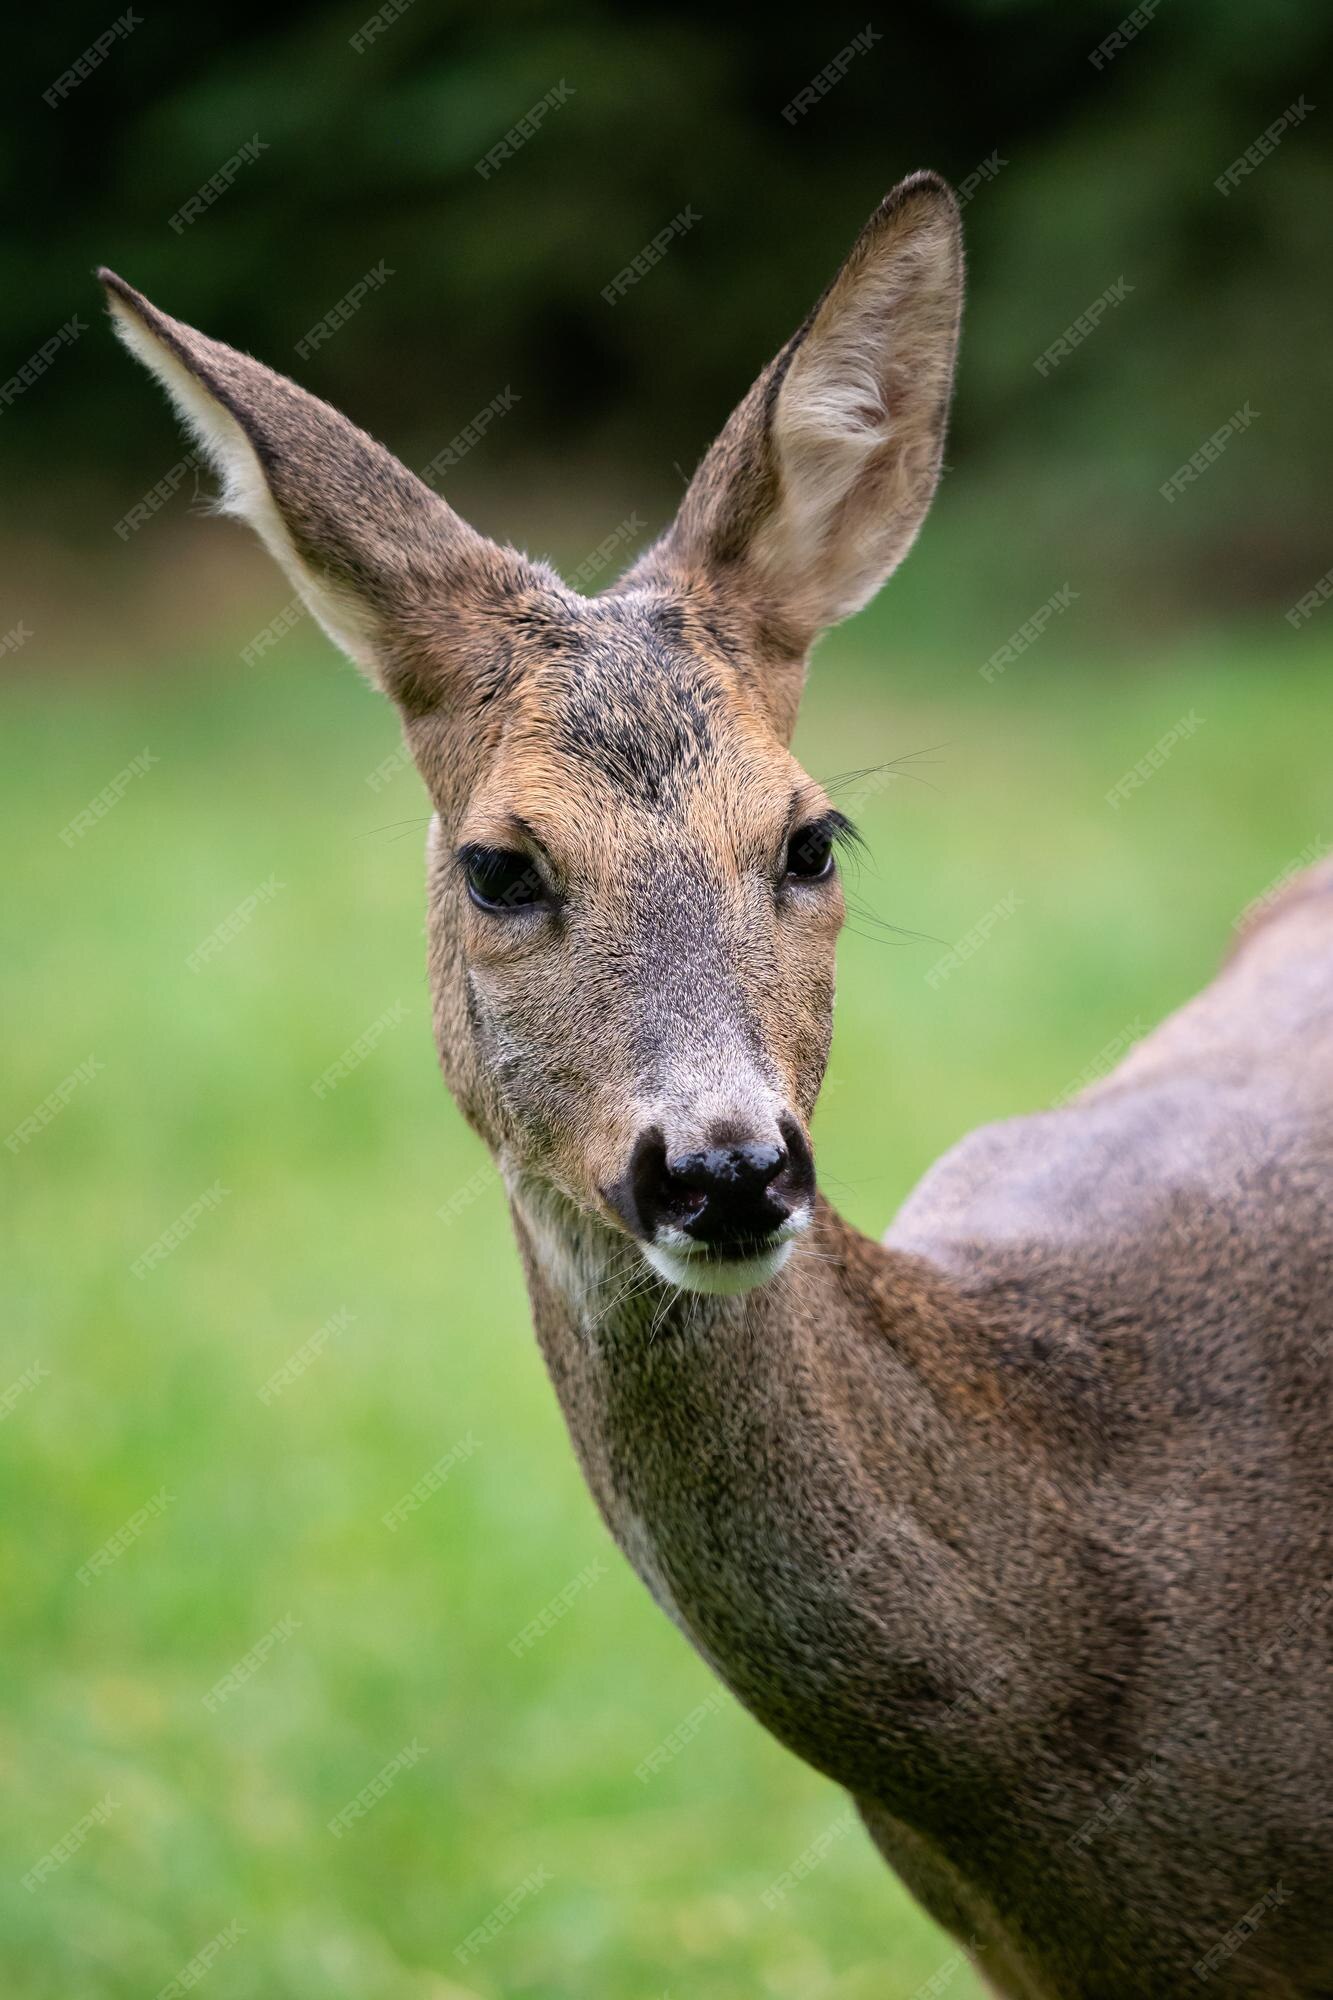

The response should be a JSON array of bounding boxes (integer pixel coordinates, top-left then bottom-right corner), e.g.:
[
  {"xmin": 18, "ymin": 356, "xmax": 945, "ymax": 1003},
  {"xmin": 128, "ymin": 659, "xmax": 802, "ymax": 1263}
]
[
  {"xmin": 670, "ymin": 1140, "xmax": 785, "ymax": 1200},
  {"xmin": 616, "ymin": 1123, "xmax": 813, "ymax": 1256}
]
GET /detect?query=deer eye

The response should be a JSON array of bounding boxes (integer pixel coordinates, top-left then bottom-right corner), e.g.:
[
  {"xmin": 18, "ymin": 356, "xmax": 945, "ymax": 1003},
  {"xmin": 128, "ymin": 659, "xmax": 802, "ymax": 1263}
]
[
  {"xmin": 785, "ymin": 822, "xmax": 835, "ymax": 882},
  {"xmin": 463, "ymin": 847, "xmax": 547, "ymax": 912}
]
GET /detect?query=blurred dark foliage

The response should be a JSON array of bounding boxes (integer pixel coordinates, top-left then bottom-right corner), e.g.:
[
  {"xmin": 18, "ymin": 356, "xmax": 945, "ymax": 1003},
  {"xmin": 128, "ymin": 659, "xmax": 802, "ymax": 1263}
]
[{"xmin": 6, "ymin": 0, "xmax": 1331, "ymax": 604}]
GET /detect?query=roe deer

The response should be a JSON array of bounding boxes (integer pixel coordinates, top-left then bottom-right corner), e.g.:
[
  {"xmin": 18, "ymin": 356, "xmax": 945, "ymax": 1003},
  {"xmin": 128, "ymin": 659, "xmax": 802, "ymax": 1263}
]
[{"xmin": 101, "ymin": 172, "xmax": 1333, "ymax": 1998}]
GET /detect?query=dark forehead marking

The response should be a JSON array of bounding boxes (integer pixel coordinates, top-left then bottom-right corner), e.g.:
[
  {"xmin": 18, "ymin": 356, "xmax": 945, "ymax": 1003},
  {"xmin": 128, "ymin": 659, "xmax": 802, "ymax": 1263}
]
[{"xmin": 538, "ymin": 599, "xmax": 731, "ymax": 810}]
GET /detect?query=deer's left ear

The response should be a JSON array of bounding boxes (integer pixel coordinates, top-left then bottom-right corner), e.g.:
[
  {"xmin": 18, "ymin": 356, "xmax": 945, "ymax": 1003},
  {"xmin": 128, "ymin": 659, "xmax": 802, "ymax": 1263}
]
[
  {"xmin": 98, "ymin": 270, "xmax": 528, "ymax": 702},
  {"xmin": 627, "ymin": 172, "xmax": 963, "ymax": 655}
]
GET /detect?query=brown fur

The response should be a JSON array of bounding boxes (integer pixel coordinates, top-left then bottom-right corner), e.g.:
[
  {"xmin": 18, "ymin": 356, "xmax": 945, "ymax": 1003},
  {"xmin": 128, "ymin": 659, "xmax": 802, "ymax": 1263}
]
[{"xmin": 101, "ymin": 174, "xmax": 1333, "ymax": 1997}]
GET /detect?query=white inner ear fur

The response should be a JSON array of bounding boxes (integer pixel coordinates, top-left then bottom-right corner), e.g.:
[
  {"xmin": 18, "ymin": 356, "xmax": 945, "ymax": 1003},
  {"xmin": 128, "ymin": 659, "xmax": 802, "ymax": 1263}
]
[
  {"xmin": 106, "ymin": 297, "xmax": 378, "ymax": 671},
  {"xmin": 754, "ymin": 219, "xmax": 959, "ymax": 630}
]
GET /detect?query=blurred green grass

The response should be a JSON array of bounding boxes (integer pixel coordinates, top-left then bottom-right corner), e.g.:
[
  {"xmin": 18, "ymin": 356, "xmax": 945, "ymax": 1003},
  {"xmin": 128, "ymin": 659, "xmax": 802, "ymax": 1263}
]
[{"xmin": 3, "ymin": 597, "xmax": 1328, "ymax": 1998}]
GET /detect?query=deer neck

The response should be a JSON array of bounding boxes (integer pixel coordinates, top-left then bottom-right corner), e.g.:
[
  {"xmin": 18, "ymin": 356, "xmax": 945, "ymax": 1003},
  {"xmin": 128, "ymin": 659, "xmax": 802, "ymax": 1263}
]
[{"xmin": 504, "ymin": 1174, "xmax": 1013, "ymax": 1796}]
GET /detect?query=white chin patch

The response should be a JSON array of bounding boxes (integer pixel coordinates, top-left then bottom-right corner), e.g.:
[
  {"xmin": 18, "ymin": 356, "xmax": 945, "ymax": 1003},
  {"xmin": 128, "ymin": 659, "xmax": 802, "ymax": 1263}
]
[{"xmin": 641, "ymin": 1236, "xmax": 796, "ymax": 1297}]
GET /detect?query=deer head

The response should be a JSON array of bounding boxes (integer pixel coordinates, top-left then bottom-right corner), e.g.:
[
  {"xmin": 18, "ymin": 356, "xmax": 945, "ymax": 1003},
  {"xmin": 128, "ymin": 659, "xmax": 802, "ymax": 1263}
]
[{"xmin": 101, "ymin": 172, "xmax": 962, "ymax": 1297}]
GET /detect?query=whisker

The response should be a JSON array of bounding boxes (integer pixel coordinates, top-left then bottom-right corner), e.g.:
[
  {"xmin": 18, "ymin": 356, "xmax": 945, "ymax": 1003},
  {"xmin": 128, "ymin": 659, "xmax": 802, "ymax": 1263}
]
[
  {"xmin": 647, "ymin": 1282, "xmax": 680, "ymax": 1346},
  {"xmin": 822, "ymin": 743, "xmax": 955, "ymax": 802},
  {"xmin": 842, "ymin": 895, "xmax": 945, "ymax": 949},
  {"xmin": 586, "ymin": 1247, "xmax": 641, "ymax": 1298},
  {"xmin": 791, "ymin": 1244, "xmax": 846, "ymax": 1268},
  {"xmin": 358, "ymin": 815, "xmax": 435, "ymax": 845},
  {"xmin": 584, "ymin": 1259, "xmax": 654, "ymax": 1330}
]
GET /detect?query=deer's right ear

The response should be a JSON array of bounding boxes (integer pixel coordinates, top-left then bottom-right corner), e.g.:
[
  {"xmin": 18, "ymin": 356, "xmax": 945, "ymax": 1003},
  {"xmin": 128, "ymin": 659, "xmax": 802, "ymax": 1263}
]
[{"xmin": 98, "ymin": 270, "xmax": 523, "ymax": 702}]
